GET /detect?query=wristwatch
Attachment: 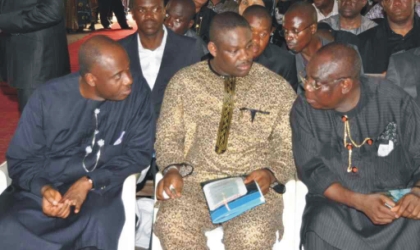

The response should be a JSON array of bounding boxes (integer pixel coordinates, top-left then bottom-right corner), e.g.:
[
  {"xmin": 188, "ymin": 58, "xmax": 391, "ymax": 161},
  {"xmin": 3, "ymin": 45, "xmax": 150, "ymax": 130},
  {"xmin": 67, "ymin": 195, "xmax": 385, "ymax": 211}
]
[
  {"xmin": 162, "ymin": 163, "xmax": 194, "ymax": 178},
  {"xmin": 265, "ymin": 168, "xmax": 286, "ymax": 194}
]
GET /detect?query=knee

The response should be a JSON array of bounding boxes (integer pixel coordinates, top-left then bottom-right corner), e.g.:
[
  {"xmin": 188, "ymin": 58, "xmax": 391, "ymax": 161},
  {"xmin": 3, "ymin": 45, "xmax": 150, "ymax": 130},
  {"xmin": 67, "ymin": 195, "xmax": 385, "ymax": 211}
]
[
  {"xmin": 154, "ymin": 208, "xmax": 208, "ymax": 250},
  {"xmin": 224, "ymin": 224, "xmax": 277, "ymax": 250}
]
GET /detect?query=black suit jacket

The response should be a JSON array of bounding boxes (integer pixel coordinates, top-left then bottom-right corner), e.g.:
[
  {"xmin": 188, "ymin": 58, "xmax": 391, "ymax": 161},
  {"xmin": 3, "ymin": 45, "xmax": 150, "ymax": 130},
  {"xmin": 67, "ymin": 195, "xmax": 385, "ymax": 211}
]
[
  {"xmin": 119, "ymin": 28, "xmax": 202, "ymax": 118},
  {"xmin": 386, "ymin": 47, "xmax": 420, "ymax": 105},
  {"xmin": 255, "ymin": 43, "xmax": 298, "ymax": 92},
  {"xmin": 0, "ymin": 0, "xmax": 70, "ymax": 88}
]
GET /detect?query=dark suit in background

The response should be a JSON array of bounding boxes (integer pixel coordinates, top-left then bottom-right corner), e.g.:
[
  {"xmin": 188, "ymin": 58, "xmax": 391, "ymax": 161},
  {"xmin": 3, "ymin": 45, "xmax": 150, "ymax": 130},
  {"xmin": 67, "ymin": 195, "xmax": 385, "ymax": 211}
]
[
  {"xmin": 254, "ymin": 43, "xmax": 298, "ymax": 92},
  {"xmin": 0, "ymin": 0, "xmax": 70, "ymax": 112},
  {"xmin": 119, "ymin": 28, "xmax": 202, "ymax": 119},
  {"xmin": 357, "ymin": 14, "xmax": 420, "ymax": 74},
  {"xmin": 386, "ymin": 47, "xmax": 420, "ymax": 105}
]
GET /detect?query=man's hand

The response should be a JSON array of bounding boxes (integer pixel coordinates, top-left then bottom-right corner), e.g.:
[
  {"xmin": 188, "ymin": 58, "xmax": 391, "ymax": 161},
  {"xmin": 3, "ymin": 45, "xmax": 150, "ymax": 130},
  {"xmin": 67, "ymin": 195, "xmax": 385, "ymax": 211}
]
[
  {"xmin": 156, "ymin": 169, "xmax": 183, "ymax": 200},
  {"xmin": 391, "ymin": 188, "xmax": 420, "ymax": 219},
  {"xmin": 244, "ymin": 169, "xmax": 275, "ymax": 195},
  {"xmin": 41, "ymin": 185, "xmax": 71, "ymax": 218},
  {"xmin": 61, "ymin": 177, "xmax": 92, "ymax": 214},
  {"xmin": 358, "ymin": 194, "xmax": 397, "ymax": 225}
]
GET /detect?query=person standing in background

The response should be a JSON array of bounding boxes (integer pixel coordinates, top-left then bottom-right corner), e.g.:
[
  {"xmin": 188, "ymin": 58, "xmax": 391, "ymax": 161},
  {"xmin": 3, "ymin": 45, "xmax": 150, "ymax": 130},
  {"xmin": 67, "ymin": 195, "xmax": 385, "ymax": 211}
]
[{"xmin": 0, "ymin": 0, "xmax": 70, "ymax": 112}]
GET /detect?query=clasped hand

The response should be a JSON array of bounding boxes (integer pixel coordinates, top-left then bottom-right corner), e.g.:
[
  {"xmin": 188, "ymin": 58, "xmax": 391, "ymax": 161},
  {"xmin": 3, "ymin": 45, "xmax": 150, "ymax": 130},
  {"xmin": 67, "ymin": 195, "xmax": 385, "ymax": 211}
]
[
  {"xmin": 156, "ymin": 168, "xmax": 275, "ymax": 201},
  {"xmin": 359, "ymin": 188, "xmax": 420, "ymax": 225},
  {"xmin": 41, "ymin": 177, "xmax": 92, "ymax": 218}
]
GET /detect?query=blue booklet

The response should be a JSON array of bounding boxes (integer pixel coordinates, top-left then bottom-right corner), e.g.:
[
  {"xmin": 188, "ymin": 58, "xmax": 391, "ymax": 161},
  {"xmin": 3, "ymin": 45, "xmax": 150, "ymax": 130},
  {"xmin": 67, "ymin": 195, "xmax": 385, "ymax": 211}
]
[
  {"xmin": 383, "ymin": 188, "xmax": 411, "ymax": 202},
  {"xmin": 201, "ymin": 177, "xmax": 265, "ymax": 224}
]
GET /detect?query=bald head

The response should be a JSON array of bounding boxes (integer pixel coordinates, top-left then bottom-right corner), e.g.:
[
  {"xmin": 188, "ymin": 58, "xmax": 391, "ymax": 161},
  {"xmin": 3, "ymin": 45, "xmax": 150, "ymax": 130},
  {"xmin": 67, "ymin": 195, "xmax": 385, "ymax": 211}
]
[
  {"xmin": 243, "ymin": 5, "xmax": 272, "ymax": 27},
  {"xmin": 166, "ymin": 0, "xmax": 196, "ymax": 20},
  {"xmin": 209, "ymin": 12, "xmax": 251, "ymax": 44},
  {"xmin": 285, "ymin": 2, "xmax": 317, "ymax": 24},
  {"xmin": 309, "ymin": 42, "xmax": 362, "ymax": 81},
  {"xmin": 79, "ymin": 35, "xmax": 126, "ymax": 76}
]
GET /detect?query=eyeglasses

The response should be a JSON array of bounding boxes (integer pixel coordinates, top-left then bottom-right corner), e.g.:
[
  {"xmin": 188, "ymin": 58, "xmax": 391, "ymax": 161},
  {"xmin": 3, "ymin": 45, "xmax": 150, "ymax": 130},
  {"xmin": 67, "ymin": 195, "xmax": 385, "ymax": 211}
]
[
  {"xmin": 299, "ymin": 71, "xmax": 350, "ymax": 91},
  {"xmin": 282, "ymin": 22, "xmax": 314, "ymax": 37}
]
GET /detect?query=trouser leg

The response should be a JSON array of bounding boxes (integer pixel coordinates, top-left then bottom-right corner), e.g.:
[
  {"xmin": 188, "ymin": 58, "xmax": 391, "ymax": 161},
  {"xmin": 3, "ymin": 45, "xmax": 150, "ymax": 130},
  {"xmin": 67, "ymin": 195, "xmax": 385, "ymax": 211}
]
[
  {"xmin": 222, "ymin": 191, "xmax": 284, "ymax": 250},
  {"xmin": 111, "ymin": 0, "xmax": 129, "ymax": 28},
  {"xmin": 17, "ymin": 87, "xmax": 35, "ymax": 113},
  {"xmin": 154, "ymin": 181, "xmax": 215, "ymax": 250},
  {"xmin": 99, "ymin": 0, "xmax": 111, "ymax": 28},
  {"xmin": 304, "ymin": 231, "xmax": 340, "ymax": 250}
]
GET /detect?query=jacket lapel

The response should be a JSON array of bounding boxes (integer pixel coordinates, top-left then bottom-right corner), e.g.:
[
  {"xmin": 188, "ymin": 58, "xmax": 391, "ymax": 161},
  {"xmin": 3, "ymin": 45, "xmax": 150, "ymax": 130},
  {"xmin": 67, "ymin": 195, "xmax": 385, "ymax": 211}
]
[{"xmin": 152, "ymin": 29, "xmax": 177, "ymax": 97}]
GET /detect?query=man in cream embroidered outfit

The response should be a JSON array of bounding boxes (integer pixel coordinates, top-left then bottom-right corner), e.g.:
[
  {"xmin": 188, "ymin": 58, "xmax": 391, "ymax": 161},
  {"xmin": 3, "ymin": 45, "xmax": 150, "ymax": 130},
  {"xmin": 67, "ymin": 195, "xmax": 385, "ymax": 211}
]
[{"xmin": 154, "ymin": 12, "xmax": 296, "ymax": 250}]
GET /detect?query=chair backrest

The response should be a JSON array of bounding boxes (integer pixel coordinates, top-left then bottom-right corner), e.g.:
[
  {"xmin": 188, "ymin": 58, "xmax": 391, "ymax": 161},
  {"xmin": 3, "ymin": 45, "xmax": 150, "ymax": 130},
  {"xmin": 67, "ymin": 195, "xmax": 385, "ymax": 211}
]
[{"xmin": 0, "ymin": 161, "xmax": 11, "ymax": 194}]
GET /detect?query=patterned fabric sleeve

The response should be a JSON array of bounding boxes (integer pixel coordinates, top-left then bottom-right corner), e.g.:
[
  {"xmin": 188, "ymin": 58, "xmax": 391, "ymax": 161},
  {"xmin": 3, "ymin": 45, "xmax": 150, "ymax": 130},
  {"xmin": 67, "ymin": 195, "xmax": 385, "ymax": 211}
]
[
  {"xmin": 267, "ymin": 79, "xmax": 296, "ymax": 184},
  {"xmin": 155, "ymin": 73, "xmax": 186, "ymax": 170}
]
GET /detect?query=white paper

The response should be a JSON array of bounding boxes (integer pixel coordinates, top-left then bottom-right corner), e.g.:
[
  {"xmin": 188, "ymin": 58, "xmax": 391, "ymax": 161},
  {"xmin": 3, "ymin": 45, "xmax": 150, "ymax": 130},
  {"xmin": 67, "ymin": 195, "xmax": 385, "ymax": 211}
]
[{"xmin": 378, "ymin": 140, "xmax": 394, "ymax": 157}]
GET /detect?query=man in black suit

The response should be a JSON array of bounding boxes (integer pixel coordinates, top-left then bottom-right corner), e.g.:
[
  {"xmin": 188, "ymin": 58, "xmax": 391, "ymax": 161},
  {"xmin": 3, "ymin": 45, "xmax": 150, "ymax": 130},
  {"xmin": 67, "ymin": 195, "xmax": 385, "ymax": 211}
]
[
  {"xmin": 0, "ymin": 0, "xmax": 70, "ymax": 112},
  {"xmin": 119, "ymin": 0, "xmax": 202, "ymax": 119},
  {"xmin": 243, "ymin": 5, "xmax": 298, "ymax": 92},
  {"xmin": 358, "ymin": 0, "xmax": 420, "ymax": 74}
]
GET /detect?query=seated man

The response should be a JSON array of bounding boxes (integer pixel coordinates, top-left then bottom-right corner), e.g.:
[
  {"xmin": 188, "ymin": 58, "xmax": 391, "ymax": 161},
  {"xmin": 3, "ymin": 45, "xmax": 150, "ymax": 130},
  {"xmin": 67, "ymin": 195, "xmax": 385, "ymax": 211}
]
[
  {"xmin": 283, "ymin": 2, "xmax": 332, "ymax": 93},
  {"xmin": 0, "ymin": 36, "xmax": 155, "ymax": 250},
  {"xmin": 154, "ymin": 12, "xmax": 296, "ymax": 250},
  {"xmin": 120, "ymin": 0, "xmax": 203, "ymax": 119},
  {"xmin": 366, "ymin": 0, "xmax": 420, "ymax": 20},
  {"xmin": 292, "ymin": 42, "xmax": 420, "ymax": 250},
  {"xmin": 164, "ymin": 0, "xmax": 209, "ymax": 55},
  {"xmin": 243, "ymin": 5, "xmax": 298, "ymax": 92},
  {"xmin": 386, "ymin": 47, "xmax": 420, "ymax": 105},
  {"xmin": 321, "ymin": 0, "xmax": 377, "ymax": 35},
  {"xmin": 358, "ymin": 0, "xmax": 420, "ymax": 74},
  {"xmin": 313, "ymin": 0, "xmax": 338, "ymax": 21}
]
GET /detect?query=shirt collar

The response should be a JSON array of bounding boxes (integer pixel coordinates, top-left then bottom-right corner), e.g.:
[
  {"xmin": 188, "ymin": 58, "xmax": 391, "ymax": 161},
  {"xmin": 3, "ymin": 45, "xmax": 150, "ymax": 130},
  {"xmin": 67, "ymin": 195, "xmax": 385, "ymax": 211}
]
[
  {"xmin": 137, "ymin": 25, "xmax": 168, "ymax": 52},
  {"xmin": 314, "ymin": 0, "xmax": 338, "ymax": 19}
]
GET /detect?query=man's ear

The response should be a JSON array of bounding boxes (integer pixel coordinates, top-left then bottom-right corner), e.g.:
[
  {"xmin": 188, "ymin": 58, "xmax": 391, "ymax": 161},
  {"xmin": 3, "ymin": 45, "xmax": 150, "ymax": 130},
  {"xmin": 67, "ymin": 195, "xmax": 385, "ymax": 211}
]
[
  {"xmin": 84, "ymin": 73, "xmax": 97, "ymax": 87},
  {"xmin": 208, "ymin": 41, "xmax": 217, "ymax": 57},
  {"xmin": 341, "ymin": 78, "xmax": 353, "ymax": 95},
  {"xmin": 311, "ymin": 23, "xmax": 318, "ymax": 35},
  {"xmin": 188, "ymin": 19, "xmax": 194, "ymax": 29}
]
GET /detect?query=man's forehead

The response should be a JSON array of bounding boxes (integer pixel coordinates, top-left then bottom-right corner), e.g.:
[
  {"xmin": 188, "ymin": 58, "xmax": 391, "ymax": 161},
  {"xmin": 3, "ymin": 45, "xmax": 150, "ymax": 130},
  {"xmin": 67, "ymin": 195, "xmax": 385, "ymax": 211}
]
[
  {"xmin": 245, "ymin": 15, "xmax": 271, "ymax": 29},
  {"xmin": 284, "ymin": 12, "xmax": 309, "ymax": 27},
  {"xmin": 167, "ymin": 2, "xmax": 189, "ymax": 16},
  {"xmin": 217, "ymin": 28, "xmax": 252, "ymax": 46},
  {"xmin": 308, "ymin": 54, "xmax": 342, "ymax": 79},
  {"xmin": 134, "ymin": 0, "xmax": 162, "ymax": 7}
]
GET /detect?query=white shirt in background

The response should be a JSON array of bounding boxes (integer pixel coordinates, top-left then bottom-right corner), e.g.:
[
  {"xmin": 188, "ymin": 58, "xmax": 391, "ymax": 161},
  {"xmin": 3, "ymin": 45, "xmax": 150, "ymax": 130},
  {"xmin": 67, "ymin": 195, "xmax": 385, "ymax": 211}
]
[
  {"xmin": 137, "ymin": 25, "xmax": 168, "ymax": 90},
  {"xmin": 313, "ymin": 0, "xmax": 339, "ymax": 22}
]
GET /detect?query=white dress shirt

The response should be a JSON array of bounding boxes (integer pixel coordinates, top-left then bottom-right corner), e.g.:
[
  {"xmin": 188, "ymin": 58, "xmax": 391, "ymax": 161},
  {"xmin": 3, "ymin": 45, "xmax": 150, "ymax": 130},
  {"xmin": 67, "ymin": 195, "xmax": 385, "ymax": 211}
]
[
  {"xmin": 313, "ymin": 0, "xmax": 338, "ymax": 22},
  {"xmin": 137, "ymin": 25, "xmax": 168, "ymax": 90}
]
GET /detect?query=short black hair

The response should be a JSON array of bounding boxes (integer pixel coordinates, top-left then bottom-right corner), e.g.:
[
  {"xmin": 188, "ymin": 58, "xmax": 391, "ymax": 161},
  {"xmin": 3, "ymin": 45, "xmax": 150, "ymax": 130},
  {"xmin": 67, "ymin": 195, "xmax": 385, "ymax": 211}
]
[
  {"xmin": 209, "ymin": 11, "xmax": 251, "ymax": 44},
  {"xmin": 78, "ymin": 35, "xmax": 122, "ymax": 76},
  {"xmin": 166, "ymin": 0, "xmax": 196, "ymax": 20},
  {"xmin": 315, "ymin": 42, "xmax": 362, "ymax": 80},
  {"xmin": 243, "ymin": 5, "xmax": 272, "ymax": 27}
]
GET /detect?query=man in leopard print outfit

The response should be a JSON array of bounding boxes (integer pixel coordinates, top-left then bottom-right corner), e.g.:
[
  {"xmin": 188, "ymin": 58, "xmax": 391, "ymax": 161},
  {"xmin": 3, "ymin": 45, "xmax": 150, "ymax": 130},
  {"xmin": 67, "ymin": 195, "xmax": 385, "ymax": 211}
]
[{"xmin": 154, "ymin": 12, "xmax": 296, "ymax": 250}]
